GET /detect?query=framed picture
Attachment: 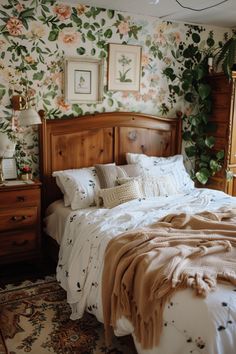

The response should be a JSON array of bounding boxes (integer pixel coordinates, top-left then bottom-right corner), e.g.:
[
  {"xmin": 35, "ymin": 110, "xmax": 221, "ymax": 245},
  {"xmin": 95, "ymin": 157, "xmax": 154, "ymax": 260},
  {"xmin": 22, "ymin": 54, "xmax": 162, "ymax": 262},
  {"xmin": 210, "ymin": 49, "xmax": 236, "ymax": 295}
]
[
  {"xmin": 64, "ymin": 57, "xmax": 104, "ymax": 103},
  {"xmin": 2, "ymin": 158, "xmax": 17, "ymax": 180},
  {"xmin": 108, "ymin": 43, "xmax": 142, "ymax": 91}
]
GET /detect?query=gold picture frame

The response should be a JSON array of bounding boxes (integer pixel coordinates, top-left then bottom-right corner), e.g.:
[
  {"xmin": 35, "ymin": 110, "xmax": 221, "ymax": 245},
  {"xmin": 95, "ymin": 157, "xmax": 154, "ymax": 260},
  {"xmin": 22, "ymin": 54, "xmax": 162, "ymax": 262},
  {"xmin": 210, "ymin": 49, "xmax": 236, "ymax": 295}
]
[
  {"xmin": 108, "ymin": 43, "xmax": 142, "ymax": 91},
  {"xmin": 64, "ymin": 57, "xmax": 104, "ymax": 103}
]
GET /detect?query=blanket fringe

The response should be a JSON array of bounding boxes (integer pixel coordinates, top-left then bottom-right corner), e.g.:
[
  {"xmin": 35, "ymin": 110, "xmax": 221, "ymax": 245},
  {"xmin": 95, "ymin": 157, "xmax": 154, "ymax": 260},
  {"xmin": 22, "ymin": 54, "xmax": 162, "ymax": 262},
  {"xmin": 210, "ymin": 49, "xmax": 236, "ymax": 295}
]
[{"xmin": 102, "ymin": 210, "xmax": 236, "ymax": 350}]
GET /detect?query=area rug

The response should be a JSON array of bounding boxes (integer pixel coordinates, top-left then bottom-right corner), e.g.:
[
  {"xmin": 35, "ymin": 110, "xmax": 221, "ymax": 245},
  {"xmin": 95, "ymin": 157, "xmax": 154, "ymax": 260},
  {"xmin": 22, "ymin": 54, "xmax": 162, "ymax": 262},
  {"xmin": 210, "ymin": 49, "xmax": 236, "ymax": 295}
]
[{"xmin": 0, "ymin": 276, "xmax": 137, "ymax": 354}]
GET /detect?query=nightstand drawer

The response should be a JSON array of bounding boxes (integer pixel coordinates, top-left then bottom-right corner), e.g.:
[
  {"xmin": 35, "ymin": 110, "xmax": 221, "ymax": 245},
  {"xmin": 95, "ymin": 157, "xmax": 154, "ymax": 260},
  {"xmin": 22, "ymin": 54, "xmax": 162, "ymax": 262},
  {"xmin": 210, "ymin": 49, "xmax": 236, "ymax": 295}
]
[
  {"xmin": 0, "ymin": 189, "xmax": 39, "ymax": 207},
  {"xmin": 0, "ymin": 181, "xmax": 41, "ymax": 264},
  {"xmin": 0, "ymin": 230, "xmax": 37, "ymax": 258},
  {"xmin": 0, "ymin": 207, "xmax": 38, "ymax": 232}
]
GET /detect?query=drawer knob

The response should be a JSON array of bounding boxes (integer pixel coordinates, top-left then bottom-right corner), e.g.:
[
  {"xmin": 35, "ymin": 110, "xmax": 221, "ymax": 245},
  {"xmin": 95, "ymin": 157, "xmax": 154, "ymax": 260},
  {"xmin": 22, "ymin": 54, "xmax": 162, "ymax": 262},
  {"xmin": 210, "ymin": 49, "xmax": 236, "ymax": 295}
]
[
  {"xmin": 11, "ymin": 215, "xmax": 28, "ymax": 222},
  {"xmin": 12, "ymin": 240, "xmax": 29, "ymax": 247},
  {"xmin": 17, "ymin": 196, "xmax": 25, "ymax": 202}
]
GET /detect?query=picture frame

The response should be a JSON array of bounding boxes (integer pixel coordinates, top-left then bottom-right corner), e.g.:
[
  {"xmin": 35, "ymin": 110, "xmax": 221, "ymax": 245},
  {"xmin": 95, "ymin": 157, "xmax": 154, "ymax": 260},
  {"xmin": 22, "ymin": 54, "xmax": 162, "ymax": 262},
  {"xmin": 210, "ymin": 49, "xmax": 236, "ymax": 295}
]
[
  {"xmin": 64, "ymin": 57, "xmax": 104, "ymax": 103},
  {"xmin": 108, "ymin": 43, "xmax": 142, "ymax": 91},
  {"xmin": 2, "ymin": 157, "xmax": 17, "ymax": 180}
]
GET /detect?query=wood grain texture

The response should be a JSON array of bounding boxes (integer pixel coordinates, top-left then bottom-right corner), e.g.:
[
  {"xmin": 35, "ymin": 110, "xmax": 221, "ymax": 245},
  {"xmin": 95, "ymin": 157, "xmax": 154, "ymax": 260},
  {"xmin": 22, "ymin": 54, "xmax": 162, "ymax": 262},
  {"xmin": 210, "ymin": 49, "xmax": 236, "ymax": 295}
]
[
  {"xmin": 39, "ymin": 111, "xmax": 181, "ymax": 209},
  {"xmin": 207, "ymin": 73, "xmax": 236, "ymax": 194},
  {"xmin": 0, "ymin": 182, "xmax": 41, "ymax": 264}
]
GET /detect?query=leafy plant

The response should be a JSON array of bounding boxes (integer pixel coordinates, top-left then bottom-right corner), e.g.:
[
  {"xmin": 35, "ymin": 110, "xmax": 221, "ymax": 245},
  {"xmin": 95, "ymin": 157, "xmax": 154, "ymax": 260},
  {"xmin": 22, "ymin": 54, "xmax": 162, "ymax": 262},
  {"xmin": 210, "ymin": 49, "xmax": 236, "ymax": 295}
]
[
  {"xmin": 216, "ymin": 30, "xmax": 236, "ymax": 79},
  {"xmin": 182, "ymin": 65, "xmax": 224, "ymax": 184},
  {"xmin": 163, "ymin": 32, "xmax": 224, "ymax": 185}
]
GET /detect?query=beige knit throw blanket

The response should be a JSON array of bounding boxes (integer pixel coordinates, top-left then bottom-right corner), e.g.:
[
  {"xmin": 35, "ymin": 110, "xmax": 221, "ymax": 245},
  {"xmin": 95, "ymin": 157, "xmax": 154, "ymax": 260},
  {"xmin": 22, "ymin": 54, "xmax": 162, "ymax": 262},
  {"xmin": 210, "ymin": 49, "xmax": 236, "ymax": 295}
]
[{"xmin": 102, "ymin": 209, "xmax": 236, "ymax": 349}]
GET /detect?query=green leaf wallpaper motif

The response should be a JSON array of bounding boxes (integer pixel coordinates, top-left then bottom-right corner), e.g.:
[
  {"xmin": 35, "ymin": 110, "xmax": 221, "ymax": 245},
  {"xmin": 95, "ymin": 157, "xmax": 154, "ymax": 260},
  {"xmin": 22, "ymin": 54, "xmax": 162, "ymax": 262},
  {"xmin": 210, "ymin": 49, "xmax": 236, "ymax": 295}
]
[{"xmin": 0, "ymin": 0, "xmax": 229, "ymax": 175}]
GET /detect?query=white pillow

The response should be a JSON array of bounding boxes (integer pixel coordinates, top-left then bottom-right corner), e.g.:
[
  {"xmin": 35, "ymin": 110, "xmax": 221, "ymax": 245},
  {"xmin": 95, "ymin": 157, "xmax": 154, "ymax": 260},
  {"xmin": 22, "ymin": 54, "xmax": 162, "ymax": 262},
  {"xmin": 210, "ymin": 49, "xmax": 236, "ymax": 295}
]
[
  {"xmin": 126, "ymin": 153, "xmax": 158, "ymax": 168},
  {"xmin": 97, "ymin": 180, "xmax": 142, "ymax": 208},
  {"xmin": 117, "ymin": 174, "xmax": 178, "ymax": 198},
  {"xmin": 126, "ymin": 153, "xmax": 194, "ymax": 193},
  {"xmin": 156, "ymin": 174, "xmax": 179, "ymax": 196},
  {"xmin": 54, "ymin": 176, "xmax": 71, "ymax": 206},
  {"xmin": 52, "ymin": 167, "xmax": 100, "ymax": 210}
]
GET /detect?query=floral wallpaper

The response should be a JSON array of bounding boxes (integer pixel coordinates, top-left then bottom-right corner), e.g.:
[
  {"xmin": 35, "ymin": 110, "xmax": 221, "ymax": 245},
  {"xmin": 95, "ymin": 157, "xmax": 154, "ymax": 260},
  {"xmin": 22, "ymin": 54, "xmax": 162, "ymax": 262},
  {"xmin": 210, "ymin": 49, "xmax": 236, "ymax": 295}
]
[{"xmin": 0, "ymin": 0, "xmax": 230, "ymax": 175}]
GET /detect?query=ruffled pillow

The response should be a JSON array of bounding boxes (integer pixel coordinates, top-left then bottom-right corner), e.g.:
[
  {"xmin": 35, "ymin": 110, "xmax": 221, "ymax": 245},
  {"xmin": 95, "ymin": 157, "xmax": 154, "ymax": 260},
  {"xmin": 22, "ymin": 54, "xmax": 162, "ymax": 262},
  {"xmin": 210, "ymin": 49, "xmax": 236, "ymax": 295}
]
[{"xmin": 117, "ymin": 174, "xmax": 178, "ymax": 198}]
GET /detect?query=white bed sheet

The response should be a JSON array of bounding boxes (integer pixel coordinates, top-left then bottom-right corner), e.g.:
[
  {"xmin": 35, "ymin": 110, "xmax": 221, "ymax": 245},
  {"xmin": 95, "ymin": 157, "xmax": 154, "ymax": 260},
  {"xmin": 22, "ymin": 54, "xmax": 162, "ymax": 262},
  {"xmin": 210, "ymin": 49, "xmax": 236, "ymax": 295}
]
[
  {"xmin": 45, "ymin": 200, "xmax": 98, "ymax": 244},
  {"xmin": 48, "ymin": 189, "xmax": 236, "ymax": 354}
]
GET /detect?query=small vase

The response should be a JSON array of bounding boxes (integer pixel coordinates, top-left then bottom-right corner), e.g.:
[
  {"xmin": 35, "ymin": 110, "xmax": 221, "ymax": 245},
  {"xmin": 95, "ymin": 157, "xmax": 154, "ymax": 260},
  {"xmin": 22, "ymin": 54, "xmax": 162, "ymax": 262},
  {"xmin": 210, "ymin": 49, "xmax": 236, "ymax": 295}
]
[{"xmin": 21, "ymin": 173, "xmax": 29, "ymax": 181}]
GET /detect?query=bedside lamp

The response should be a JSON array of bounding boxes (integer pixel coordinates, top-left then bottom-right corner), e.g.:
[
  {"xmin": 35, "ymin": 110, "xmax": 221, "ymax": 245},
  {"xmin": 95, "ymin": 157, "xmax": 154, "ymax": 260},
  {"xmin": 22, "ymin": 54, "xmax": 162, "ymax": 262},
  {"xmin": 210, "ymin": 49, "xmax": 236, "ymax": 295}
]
[
  {"xmin": 18, "ymin": 107, "xmax": 42, "ymax": 126},
  {"xmin": 11, "ymin": 95, "xmax": 42, "ymax": 126},
  {"xmin": 0, "ymin": 95, "xmax": 42, "ymax": 183}
]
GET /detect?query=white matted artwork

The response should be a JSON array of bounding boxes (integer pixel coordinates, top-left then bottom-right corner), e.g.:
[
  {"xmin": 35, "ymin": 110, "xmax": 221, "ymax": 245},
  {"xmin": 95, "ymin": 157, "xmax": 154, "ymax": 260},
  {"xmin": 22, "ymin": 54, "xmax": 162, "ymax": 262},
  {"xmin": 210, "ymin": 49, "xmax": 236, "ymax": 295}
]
[
  {"xmin": 64, "ymin": 57, "xmax": 104, "ymax": 103},
  {"xmin": 2, "ymin": 158, "xmax": 17, "ymax": 180},
  {"xmin": 108, "ymin": 43, "xmax": 142, "ymax": 91}
]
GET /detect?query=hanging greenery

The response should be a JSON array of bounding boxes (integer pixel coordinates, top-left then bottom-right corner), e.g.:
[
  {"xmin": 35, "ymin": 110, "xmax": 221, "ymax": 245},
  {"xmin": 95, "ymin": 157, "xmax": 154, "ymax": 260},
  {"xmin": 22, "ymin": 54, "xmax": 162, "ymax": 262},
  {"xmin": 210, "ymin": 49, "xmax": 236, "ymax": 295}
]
[
  {"xmin": 163, "ymin": 30, "xmax": 224, "ymax": 184},
  {"xmin": 216, "ymin": 30, "xmax": 236, "ymax": 79}
]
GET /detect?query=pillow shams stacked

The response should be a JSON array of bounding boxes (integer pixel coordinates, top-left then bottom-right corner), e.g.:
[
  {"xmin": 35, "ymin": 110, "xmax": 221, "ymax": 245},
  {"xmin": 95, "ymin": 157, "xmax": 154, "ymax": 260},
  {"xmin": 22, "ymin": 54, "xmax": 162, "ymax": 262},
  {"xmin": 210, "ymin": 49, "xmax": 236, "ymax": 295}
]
[
  {"xmin": 52, "ymin": 167, "xmax": 100, "ymax": 210},
  {"xmin": 117, "ymin": 174, "xmax": 178, "ymax": 197},
  {"xmin": 126, "ymin": 153, "xmax": 194, "ymax": 193},
  {"xmin": 95, "ymin": 163, "xmax": 144, "ymax": 208},
  {"xmin": 95, "ymin": 163, "xmax": 143, "ymax": 188}
]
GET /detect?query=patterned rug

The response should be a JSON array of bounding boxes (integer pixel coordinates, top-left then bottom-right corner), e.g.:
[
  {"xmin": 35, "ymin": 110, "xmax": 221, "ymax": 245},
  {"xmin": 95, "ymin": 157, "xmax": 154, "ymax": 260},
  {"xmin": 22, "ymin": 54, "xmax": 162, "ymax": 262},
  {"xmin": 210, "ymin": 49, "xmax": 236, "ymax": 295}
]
[{"xmin": 0, "ymin": 276, "xmax": 137, "ymax": 354}]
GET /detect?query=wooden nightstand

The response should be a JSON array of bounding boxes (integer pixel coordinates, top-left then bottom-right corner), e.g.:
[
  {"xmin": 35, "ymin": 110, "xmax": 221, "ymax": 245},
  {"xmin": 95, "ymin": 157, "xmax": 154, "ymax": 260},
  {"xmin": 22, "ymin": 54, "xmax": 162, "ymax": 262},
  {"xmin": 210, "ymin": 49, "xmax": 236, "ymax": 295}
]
[{"xmin": 0, "ymin": 180, "xmax": 41, "ymax": 264}]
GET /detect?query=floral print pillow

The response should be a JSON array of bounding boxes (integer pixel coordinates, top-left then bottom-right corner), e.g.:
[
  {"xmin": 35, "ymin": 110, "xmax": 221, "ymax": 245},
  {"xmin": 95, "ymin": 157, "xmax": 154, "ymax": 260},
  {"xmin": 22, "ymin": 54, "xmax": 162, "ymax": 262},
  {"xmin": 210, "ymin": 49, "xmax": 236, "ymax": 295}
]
[
  {"xmin": 126, "ymin": 153, "xmax": 194, "ymax": 193},
  {"xmin": 52, "ymin": 168, "xmax": 100, "ymax": 210}
]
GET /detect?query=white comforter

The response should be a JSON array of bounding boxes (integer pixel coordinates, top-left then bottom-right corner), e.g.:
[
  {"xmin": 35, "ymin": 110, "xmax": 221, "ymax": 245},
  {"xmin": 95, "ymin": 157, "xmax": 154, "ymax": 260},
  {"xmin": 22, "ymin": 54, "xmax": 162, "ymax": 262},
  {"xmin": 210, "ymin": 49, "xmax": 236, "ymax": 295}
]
[{"xmin": 56, "ymin": 188, "xmax": 236, "ymax": 354}]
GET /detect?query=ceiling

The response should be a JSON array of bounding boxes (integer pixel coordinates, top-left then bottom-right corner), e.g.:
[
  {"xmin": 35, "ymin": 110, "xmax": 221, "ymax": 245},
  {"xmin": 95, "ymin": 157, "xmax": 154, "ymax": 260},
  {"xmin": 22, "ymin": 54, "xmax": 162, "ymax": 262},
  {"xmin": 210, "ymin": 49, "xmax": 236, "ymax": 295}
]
[{"xmin": 69, "ymin": 0, "xmax": 236, "ymax": 28}]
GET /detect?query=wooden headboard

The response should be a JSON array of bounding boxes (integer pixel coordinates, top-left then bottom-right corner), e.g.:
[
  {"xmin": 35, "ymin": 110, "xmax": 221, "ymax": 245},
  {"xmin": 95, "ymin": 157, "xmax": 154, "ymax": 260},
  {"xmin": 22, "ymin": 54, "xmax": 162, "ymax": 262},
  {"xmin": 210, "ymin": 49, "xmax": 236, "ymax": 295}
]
[{"xmin": 39, "ymin": 111, "xmax": 182, "ymax": 209}]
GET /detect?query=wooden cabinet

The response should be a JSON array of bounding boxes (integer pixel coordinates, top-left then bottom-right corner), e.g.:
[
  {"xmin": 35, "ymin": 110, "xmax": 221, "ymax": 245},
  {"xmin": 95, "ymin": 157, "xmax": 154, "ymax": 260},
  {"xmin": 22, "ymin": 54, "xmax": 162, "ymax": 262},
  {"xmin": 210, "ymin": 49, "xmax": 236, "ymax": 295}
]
[
  {"xmin": 206, "ymin": 72, "xmax": 236, "ymax": 196},
  {"xmin": 0, "ymin": 181, "xmax": 41, "ymax": 264}
]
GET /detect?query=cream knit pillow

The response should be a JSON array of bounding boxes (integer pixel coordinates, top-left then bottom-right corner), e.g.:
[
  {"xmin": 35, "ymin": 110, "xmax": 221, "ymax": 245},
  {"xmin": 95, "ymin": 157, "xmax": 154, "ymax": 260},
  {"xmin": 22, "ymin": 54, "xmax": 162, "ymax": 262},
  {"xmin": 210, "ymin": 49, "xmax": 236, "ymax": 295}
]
[{"xmin": 98, "ymin": 180, "xmax": 142, "ymax": 208}]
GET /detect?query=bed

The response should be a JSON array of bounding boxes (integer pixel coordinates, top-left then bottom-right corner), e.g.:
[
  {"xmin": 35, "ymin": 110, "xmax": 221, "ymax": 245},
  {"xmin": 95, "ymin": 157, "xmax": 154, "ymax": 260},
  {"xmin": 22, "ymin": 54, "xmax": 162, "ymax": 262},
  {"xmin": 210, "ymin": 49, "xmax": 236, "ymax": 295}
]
[
  {"xmin": 39, "ymin": 111, "xmax": 236, "ymax": 354},
  {"xmin": 39, "ymin": 111, "xmax": 181, "ymax": 260}
]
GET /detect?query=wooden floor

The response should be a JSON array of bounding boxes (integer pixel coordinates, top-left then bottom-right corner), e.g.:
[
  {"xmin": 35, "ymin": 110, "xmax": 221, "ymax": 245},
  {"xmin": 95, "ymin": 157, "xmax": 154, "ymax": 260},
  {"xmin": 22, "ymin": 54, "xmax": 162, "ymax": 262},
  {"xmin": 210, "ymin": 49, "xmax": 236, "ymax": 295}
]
[{"xmin": 0, "ymin": 255, "xmax": 56, "ymax": 287}]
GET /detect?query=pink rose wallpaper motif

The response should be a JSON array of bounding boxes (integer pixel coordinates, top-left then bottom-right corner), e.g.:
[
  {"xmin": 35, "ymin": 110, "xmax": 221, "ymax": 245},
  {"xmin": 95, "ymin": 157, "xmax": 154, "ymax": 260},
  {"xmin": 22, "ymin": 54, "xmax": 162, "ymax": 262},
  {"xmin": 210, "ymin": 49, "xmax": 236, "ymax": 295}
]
[
  {"xmin": 0, "ymin": 0, "xmax": 229, "ymax": 175},
  {"xmin": 6, "ymin": 16, "xmax": 23, "ymax": 36}
]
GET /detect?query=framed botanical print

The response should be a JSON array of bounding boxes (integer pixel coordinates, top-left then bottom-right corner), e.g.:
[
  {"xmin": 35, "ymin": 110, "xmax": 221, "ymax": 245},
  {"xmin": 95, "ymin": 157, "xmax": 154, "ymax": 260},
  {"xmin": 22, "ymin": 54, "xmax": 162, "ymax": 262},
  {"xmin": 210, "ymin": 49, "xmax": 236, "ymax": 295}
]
[
  {"xmin": 64, "ymin": 57, "xmax": 104, "ymax": 103},
  {"xmin": 108, "ymin": 43, "xmax": 142, "ymax": 91}
]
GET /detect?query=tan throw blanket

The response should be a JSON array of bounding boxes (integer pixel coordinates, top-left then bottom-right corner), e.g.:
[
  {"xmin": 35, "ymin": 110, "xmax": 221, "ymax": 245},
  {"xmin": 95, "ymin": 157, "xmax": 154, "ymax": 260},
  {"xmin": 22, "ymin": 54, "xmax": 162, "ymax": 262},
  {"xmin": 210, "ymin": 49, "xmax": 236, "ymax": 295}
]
[{"xmin": 102, "ymin": 209, "xmax": 236, "ymax": 350}]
